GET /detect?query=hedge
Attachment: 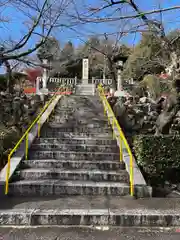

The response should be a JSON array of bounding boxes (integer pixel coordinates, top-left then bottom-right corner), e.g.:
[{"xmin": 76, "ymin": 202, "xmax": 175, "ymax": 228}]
[{"xmin": 133, "ymin": 135, "xmax": 180, "ymax": 186}]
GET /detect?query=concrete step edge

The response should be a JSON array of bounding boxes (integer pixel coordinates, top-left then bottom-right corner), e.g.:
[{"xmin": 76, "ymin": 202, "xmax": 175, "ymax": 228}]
[
  {"xmin": 36, "ymin": 137, "xmax": 116, "ymax": 141},
  {"xmin": 31, "ymin": 144, "xmax": 118, "ymax": 148},
  {"xmin": 41, "ymin": 132, "xmax": 112, "ymax": 135},
  {"xmin": 21, "ymin": 160, "xmax": 125, "ymax": 170},
  {"xmin": 0, "ymin": 208, "xmax": 179, "ymax": 226},
  {"xmin": 29, "ymin": 151, "xmax": 120, "ymax": 155},
  {"xmin": 17, "ymin": 168, "xmax": 127, "ymax": 175},
  {"xmin": 22, "ymin": 160, "xmax": 122, "ymax": 164},
  {"xmin": 9, "ymin": 180, "xmax": 129, "ymax": 187}
]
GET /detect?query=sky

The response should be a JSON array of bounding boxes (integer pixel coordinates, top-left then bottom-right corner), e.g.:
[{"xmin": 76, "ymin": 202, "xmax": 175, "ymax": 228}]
[
  {"xmin": 60, "ymin": 0, "xmax": 180, "ymax": 46},
  {"xmin": 0, "ymin": 0, "xmax": 180, "ymax": 73}
]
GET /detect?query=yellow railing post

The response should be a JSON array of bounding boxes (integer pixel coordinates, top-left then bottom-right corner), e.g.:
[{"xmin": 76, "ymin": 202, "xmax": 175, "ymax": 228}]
[
  {"xmin": 112, "ymin": 119, "xmax": 115, "ymax": 139},
  {"xmin": 119, "ymin": 135, "xmax": 123, "ymax": 162},
  {"xmin": 25, "ymin": 133, "xmax": 28, "ymax": 160},
  {"xmin": 104, "ymin": 106, "xmax": 106, "ymax": 117},
  {"xmin": 130, "ymin": 154, "xmax": 134, "ymax": 196},
  {"xmin": 38, "ymin": 120, "xmax": 41, "ymax": 137},
  {"xmin": 108, "ymin": 116, "xmax": 110, "ymax": 126},
  {"xmin": 5, "ymin": 155, "xmax": 11, "ymax": 195}
]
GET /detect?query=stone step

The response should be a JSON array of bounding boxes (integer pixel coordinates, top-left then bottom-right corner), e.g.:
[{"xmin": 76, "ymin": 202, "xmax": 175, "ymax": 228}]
[
  {"xmin": 52, "ymin": 109, "xmax": 106, "ymax": 116},
  {"xmin": 48, "ymin": 120, "xmax": 109, "ymax": 126},
  {"xmin": 54, "ymin": 107, "xmax": 74, "ymax": 112},
  {"xmin": 34, "ymin": 137, "xmax": 117, "ymax": 145},
  {"xmin": 31, "ymin": 143, "xmax": 119, "ymax": 153},
  {"xmin": 55, "ymin": 107, "xmax": 102, "ymax": 112},
  {"xmin": 76, "ymin": 93, "xmax": 94, "ymax": 96},
  {"xmin": 28, "ymin": 151, "xmax": 120, "ymax": 161},
  {"xmin": 15, "ymin": 168, "xmax": 129, "ymax": 182},
  {"xmin": 21, "ymin": 160, "xmax": 125, "ymax": 170},
  {"xmin": 47, "ymin": 122, "xmax": 110, "ymax": 129},
  {"xmin": 40, "ymin": 131, "xmax": 112, "ymax": 138},
  {"xmin": 42, "ymin": 127, "xmax": 112, "ymax": 134},
  {"xmin": 0, "ymin": 196, "xmax": 179, "ymax": 226},
  {"xmin": 8, "ymin": 180, "xmax": 130, "ymax": 196}
]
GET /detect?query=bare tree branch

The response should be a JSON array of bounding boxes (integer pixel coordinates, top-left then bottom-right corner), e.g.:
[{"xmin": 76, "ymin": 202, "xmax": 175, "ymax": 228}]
[
  {"xmin": 77, "ymin": 5, "xmax": 180, "ymax": 23},
  {"xmin": 0, "ymin": 0, "xmax": 73, "ymax": 62},
  {"xmin": 4, "ymin": 0, "xmax": 49, "ymax": 54}
]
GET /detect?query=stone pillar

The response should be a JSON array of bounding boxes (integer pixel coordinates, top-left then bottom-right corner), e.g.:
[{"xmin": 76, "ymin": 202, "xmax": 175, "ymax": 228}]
[
  {"xmin": 129, "ymin": 78, "xmax": 134, "ymax": 84},
  {"xmin": 92, "ymin": 77, "xmax": 95, "ymax": 85},
  {"xmin": 36, "ymin": 77, "xmax": 40, "ymax": 94},
  {"xmin": 42, "ymin": 59, "xmax": 48, "ymax": 89},
  {"xmin": 117, "ymin": 60, "xmax": 123, "ymax": 90},
  {"xmin": 82, "ymin": 58, "xmax": 89, "ymax": 84},
  {"xmin": 117, "ymin": 69, "xmax": 122, "ymax": 90},
  {"xmin": 74, "ymin": 76, "xmax": 77, "ymax": 85}
]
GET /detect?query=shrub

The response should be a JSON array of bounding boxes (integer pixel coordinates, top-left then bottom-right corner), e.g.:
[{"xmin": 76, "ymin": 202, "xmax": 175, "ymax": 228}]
[
  {"xmin": 133, "ymin": 135, "xmax": 180, "ymax": 186},
  {"xmin": 139, "ymin": 74, "xmax": 171, "ymax": 99}
]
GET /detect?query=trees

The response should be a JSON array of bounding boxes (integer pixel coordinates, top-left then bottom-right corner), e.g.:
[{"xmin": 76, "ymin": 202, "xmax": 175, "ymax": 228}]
[
  {"xmin": 75, "ymin": 0, "xmax": 180, "ymax": 81},
  {"xmin": 122, "ymin": 32, "xmax": 165, "ymax": 81},
  {"xmin": 60, "ymin": 41, "xmax": 74, "ymax": 61},
  {"xmin": 0, "ymin": 0, "xmax": 78, "ymax": 92},
  {"xmin": 37, "ymin": 37, "xmax": 61, "ymax": 62}
]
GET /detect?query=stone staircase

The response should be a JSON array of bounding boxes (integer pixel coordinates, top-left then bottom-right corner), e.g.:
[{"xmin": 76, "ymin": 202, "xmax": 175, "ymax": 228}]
[
  {"xmin": 8, "ymin": 95, "xmax": 130, "ymax": 197},
  {"xmin": 1, "ymin": 95, "xmax": 176, "ymax": 228},
  {"xmin": 75, "ymin": 84, "xmax": 95, "ymax": 95}
]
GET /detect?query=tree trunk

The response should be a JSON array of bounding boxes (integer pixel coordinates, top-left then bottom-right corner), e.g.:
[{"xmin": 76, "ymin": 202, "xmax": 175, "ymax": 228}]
[{"xmin": 4, "ymin": 60, "xmax": 13, "ymax": 93}]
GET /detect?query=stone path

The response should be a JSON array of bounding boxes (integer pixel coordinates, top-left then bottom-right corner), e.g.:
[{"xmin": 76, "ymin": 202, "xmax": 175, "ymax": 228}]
[{"xmin": 0, "ymin": 227, "xmax": 180, "ymax": 240}]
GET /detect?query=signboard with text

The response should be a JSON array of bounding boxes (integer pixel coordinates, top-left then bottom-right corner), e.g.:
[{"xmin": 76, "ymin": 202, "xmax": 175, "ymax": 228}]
[{"xmin": 82, "ymin": 58, "xmax": 89, "ymax": 80}]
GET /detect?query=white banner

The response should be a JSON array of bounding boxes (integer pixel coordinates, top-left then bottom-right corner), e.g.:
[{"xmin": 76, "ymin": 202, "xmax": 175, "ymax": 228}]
[{"xmin": 36, "ymin": 77, "xmax": 76, "ymax": 85}]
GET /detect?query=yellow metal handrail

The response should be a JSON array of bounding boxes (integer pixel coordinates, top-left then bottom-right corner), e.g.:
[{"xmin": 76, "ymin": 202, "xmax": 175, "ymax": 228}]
[
  {"xmin": 97, "ymin": 84, "xmax": 134, "ymax": 196},
  {"xmin": 5, "ymin": 88, "xmax": 61, "ymax": 195}
]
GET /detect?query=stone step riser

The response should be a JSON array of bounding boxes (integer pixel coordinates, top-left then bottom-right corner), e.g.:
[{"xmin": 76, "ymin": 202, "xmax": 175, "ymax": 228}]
[
  {"xmin": 31, "ymin": 144, "xmax": 118, "ymax": 153},
  {"xmin": 40, "ymin": 132, "xmax": 112, "ymax": 138},
  {"xmin": 21, "ymin": 161, "xmax": 125, "ymax": 171},
  {"xmin": 8, "ymin": 185, "xmax": 130, "ymax": 196},
  {"xmin": 53, "ymin": 110, "xmax": 74, "ymax": 114},
  {"xmin": 55, "ymin": 107, "xmax": 103, "ymax": 111},
  {"xmin": 16, "ymin": 171, "xmax": 129, "ymax": 182},
  {"xmin": 42, "ymin": 128, "xmax": 111, "ymax": 133},
  {"xmin": 54, "ymin": 108, "xmax": 74, "ymax": 112},
  {"xmin": 47, "ymin": 121, "xmax": 109, "ymax": 126},
  {"xmin": 28, "ymin": 151, "xmax": 119, "ymax": 161},
  {"xmin": 47, "ymin": 124, "xmax": 110, "ymax": 129},
  {"xmin": 0, "ymin": 211, "xmax": 178, "ymax": 226},
  {"xmin": 53, "ymin": 112, "xmax": 104, "ymax": 117},
  {"xmin": 34, "ymin": 138, "xmax": 117, "ymax": 145}
]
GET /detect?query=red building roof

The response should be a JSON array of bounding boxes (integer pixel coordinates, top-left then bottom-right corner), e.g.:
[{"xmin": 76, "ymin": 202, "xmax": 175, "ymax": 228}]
[{"xmin": 25, "ymin": 68, "xmax": 43, "ymax": 83}]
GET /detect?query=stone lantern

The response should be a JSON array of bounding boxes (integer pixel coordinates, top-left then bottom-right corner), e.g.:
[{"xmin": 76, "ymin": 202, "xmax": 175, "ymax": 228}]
[{"xmin": 112, "ymin": 55, "xmax": 128, "ymax": 90}]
